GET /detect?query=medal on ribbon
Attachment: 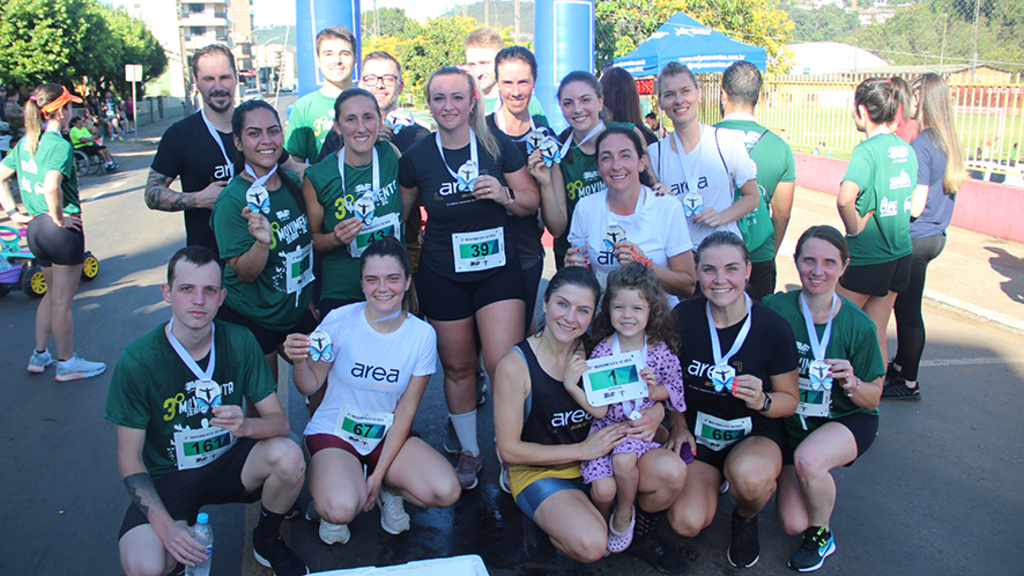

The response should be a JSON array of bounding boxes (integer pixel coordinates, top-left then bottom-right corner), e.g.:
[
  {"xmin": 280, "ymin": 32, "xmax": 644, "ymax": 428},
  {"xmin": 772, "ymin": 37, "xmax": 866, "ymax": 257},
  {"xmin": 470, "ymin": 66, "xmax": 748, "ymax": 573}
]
[
  {"xmin": 456, "ymin": 160, "xmax": 479, "ymax": 193},
  {"xmin": 246, "ymin": 185, "xmax": 270, "ymax": 215},
  {"xmin": 309, "ymin": 330, "xmax": 334, "ymax": 362}
]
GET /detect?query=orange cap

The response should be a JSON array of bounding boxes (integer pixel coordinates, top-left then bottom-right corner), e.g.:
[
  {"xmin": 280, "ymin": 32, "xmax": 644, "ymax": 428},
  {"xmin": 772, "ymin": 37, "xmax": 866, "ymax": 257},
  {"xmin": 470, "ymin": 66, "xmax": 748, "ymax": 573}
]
[{"xmin": 38, "ymin": 87, "xmax": 83, "ymax": 115}]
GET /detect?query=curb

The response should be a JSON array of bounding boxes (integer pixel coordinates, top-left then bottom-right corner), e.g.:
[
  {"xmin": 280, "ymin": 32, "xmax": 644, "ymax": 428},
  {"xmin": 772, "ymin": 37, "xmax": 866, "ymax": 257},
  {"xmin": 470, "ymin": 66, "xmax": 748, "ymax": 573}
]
[{"xmin": 923, "ymin": 289, "xmax": 1024, "ymax": 336}]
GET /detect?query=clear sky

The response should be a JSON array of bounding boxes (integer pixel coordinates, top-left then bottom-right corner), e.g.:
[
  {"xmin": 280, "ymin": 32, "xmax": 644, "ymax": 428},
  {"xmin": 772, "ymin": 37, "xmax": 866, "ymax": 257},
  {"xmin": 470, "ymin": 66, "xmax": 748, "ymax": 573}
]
[{"xmin": 252, "ymin": 0, "xmax": 461, "ymax": 27}]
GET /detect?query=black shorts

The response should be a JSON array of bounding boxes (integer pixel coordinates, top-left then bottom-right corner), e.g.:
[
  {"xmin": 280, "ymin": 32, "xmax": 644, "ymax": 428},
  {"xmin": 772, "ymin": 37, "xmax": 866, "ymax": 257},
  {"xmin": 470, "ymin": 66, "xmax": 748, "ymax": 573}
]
[
  {"xmin": 27, "ymin": 215, "xmax": 85, "ymax": 267},
  {"xmin": 747, "ymin": 259, "xmax": 777, "ymax": 302},
  {"xmin": 76, "ymin": 144, "xmax": 106, "ymax": 156},
  {"xmin": 216, "ymin": 305, "xmax": 319, "ymax": 355},
  {"xmin": 694, "ymin": 427, "xmax": 786, "ymax": 472},
  {"xmin": 782, "ymin": 412, "xmax": 878, "ymax": 467},
  {"xmin": 414, "ymin": 261, "xmax": 525, "ymax": 322},
  {"xmin": 118, "ymin": 438, "xmax": 260, "ymax": 539},
  {"xmin": 840, "ymin": 255, "xmax": 911, "ymax": 297}
]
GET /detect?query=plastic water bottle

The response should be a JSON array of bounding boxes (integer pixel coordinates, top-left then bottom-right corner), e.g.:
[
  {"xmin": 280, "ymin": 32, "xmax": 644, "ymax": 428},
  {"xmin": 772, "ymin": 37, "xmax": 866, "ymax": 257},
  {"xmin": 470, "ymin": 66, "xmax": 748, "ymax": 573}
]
[{"xmin": 185, "ymin": 512, "xmax": 213, "ymax": 576}]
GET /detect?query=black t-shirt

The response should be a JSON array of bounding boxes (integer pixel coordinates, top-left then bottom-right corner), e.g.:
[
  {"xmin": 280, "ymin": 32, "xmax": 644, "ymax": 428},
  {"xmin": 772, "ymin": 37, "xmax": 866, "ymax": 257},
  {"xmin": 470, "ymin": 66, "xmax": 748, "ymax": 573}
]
[
  {"xmin": 151, "ymin": 112, "xmax": 287, "ymax": 252},
  {"xmin": 398, "ymin": 126, "xmax": 526, "ymax": 281},
  {"xmin": 485, "ymin": 114, "xmax": 554, "ymax": 265},
  {"xmin": 517, "ymin": 339, "xmax": 592, "ymax": 446},
  {"xmin": 672, "ymin": 296, "xmax": 798, "ymax": 437},
  {"xmin": 317, "ymin": 122, "xmax": 431, "ymax": 163}
]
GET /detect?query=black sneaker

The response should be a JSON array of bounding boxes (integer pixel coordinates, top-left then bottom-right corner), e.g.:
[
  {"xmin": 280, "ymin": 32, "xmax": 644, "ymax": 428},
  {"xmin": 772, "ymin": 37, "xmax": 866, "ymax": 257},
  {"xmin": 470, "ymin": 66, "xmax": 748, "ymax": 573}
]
[
  {"xmin": 788, "ymin": 526, "xmax": 835, "ymax": 572},
  {"xmin": 885, "ymin": 359, "xmax": 901, "ymax": 384},
  {"xmin": 253, "ymin": 532, "xmax": 310, "ymax": 576},
  {"xmin": 524, "ymin": 518, "xmax": 557, "ymax": 563},
  {"xmin": 727, "ymin": 508, "xmax": 759, "ymax": 568},
  {"xmin": 881, "ymin": 377, "xmax": 921, "ymax": 401},
  {"xmin": 626, "ymin": 531, "xmax": 688, "ymax": 575}
]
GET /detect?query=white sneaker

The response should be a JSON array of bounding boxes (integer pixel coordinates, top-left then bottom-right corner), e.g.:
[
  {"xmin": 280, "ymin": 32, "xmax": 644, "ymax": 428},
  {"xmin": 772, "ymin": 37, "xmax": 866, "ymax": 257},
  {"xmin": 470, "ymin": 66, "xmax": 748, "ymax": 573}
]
[
  {"xmin": 318, "ymin": 519, "xmax": 350, "ymax": 545},
  {"xmin": 497, "ymin": 445, "xmax": 512, "ymax": 494},
  {"xmin": 377, "ymin": 489, "xmax": 411, "ymax": 535},
  {"xmin": 55, "ymin": 354, "xmax": 106, "ymax": 382},
  {"xmin": 27, "ymin": 349, "xmax": 53, "ymax": 373}
]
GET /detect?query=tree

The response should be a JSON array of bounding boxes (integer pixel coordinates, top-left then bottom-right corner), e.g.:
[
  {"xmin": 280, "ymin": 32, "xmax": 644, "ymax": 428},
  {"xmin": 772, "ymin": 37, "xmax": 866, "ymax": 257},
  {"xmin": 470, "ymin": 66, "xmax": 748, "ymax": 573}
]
[
  {"xmin": 595, "ymin": 0, "xmax": 795, "ymax": 73},
  {"xmin": 362, "ymin": 7, "xmax": 421, "ymax": 38},
  {"xmin": 788, "ymin": 5, "xmax": 859, "ymax": 43},
  {"xmin": 0, "ymin": 0, "xmax": 166, "ymax": 93}
]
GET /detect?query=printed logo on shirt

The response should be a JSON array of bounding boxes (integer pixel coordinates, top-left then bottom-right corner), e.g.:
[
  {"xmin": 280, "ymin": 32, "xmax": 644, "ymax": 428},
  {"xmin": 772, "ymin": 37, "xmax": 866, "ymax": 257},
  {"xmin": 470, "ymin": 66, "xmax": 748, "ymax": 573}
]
[
  {"xmin": 550, "ymin": 408, "xmax": 592, "ymax": 430},
  {"xmin": 275, "ymin": 214, "xmax": 310, "ymax": 245},
  {"xmin": 351, "ymin": 362, "xmax": 400, "ymax": 385},
  {"xmin": 162, "ymin": 380, "xmax": 236, "ymax": 421},
  {"xmin": 795, "ymin": 340, "xmax": 810, "ymax": 355},
  {"xmin": 888, "ymin": 146, "xmax": 910, "ymax": 163},
  {"xmin": 583, "ymin": 170, "xmax": 598, "ymax": 180},
  {"xmin": 566, "ymin": 179, "xmax": 607, "ymax": 201},
  {"xmin": 313, "ymin": 113, "xmax": 335, "ymax": 139},
  {"xmin": 879, "ymin": 197, "xmax": 898, "ymax": 217},
  {"xmin": 672, "ymin": 176, "xmax": 709, "ymax": 196},
  {"xmin": 889, "ymin": 169, "xmax": 912, "ymax": 191},
  {"xmin": 904, "ymin": 196, "xmax": 913, "ymax": 212},
  {"xmin": 20, "ymin": 156, "xmax": 38, "ymax": 175},
  {"xmin": 687, "ymin": 358, "xmax": 743, "ymax": 390},
  {"xmin": 214, "ymin": 164, "xmax": 231, "ymax": 180},
  {"xmin": 276, "ymin": 209, "xmax": 291, "ymax": 221}
]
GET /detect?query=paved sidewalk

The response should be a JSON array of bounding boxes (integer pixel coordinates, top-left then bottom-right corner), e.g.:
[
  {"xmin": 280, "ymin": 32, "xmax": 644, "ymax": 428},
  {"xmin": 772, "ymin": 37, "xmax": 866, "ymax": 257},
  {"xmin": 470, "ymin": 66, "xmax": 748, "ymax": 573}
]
[{"xmin": 777, "ymin": 186, "xmax": 1024, "ymax": 335}]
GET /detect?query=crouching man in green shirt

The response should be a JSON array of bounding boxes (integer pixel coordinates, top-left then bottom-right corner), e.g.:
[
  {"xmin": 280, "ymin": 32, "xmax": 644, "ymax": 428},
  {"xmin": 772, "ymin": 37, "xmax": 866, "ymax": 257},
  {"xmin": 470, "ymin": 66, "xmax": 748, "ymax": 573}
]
[{"xmin": 105, "ymin": 246, "xmax": 308, "ymax": 576}]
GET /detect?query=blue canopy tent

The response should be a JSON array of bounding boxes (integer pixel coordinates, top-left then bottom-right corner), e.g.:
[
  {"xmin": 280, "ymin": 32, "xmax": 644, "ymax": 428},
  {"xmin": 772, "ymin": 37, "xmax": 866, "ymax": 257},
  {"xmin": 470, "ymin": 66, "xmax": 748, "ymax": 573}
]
[{"xmin": 613, "ymin": 13, "xmax": 766, "ymax": 77}]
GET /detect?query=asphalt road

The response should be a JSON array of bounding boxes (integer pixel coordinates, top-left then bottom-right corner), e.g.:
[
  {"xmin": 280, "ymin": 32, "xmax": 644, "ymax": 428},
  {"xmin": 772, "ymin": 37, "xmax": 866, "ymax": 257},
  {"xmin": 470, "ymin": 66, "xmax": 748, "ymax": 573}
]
[{"xmin": 1, "ymin": 102, "xmax": 1022, "ymax": 575}]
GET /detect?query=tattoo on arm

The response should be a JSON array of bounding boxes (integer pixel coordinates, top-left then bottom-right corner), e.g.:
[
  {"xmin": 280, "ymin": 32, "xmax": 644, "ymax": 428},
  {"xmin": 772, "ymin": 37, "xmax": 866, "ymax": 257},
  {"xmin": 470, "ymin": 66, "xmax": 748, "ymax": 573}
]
[
  {"xmin": 123, "ymin": 472, "xmax": 168, "ymax": 520},
  {"xmin": 144, "ymin": 169, "xmax": 191, "ymax": 212}
]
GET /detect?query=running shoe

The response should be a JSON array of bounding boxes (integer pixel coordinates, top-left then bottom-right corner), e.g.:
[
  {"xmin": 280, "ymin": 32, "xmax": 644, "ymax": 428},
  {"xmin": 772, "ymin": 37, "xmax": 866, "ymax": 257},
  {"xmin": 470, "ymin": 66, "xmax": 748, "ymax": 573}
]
[
  {"xmin": 727, "ymin": 508, "xmax": 760, "ymax": 568},
  {"xmin": 882, "ymin": 377, "xmax": 921, "ymax": 400},
  {"xmin": 607, "ymin": 505, "xmax": 636, "ymax": 553},
  {"xmin": 304, "ymin": 507, "xmax": 320, "ymax": 522},
  {"xmin": 55, "ymin": 354, "xmax": 106, "ymax": 382},
  {"xmin": 317, "ymin": 519, "xmax": 350, "ymax": 545},
  {"xmin": 27, "ymin": 349, "xmax": 53, "ymax": 373},
  {"xmin": 626, "ymin": 531, "xmax": 688, "ymax": 575},
  {"xmin": 476, "ymin": 366, "xmax": 488, "ymax": 406},
  {"xmin": 283, "ymin": 501, "xmax": 302, "ymax": 521},
  {"xmin": 252, "ymin": 531, "xmax": 310, "ymax": 575},
  {"xmin": 885, "ymin": 359, "xmax": 901, "ymax": 384},
  {"xmin": 788, "ymin": 526, "xmax": 835, "ymax": 572},
  {"xmin": 456, "ymin": 450, "xmax": 483, "ymax": 490},
  {"xmin": 497, "ymin": 445, "xmax": 512, "ymax": 494},
  {"xmin": 720, "ymin": 479, "xmax": 731, "ymax": 494},
  {"xmin": 443, "ymin": 417, "xmax": 461, "ymax": 454},
  {"xmin": 377, "ymin": 489, "xmax": 411, "ymax": 534}
]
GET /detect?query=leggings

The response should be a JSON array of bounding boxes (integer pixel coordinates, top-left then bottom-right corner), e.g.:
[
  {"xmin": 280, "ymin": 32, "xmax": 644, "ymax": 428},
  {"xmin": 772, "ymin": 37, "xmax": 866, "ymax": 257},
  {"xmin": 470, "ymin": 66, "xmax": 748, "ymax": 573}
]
[{"xmin": 892, "ymin": 233, "xmax": 946, "ymax": 381}]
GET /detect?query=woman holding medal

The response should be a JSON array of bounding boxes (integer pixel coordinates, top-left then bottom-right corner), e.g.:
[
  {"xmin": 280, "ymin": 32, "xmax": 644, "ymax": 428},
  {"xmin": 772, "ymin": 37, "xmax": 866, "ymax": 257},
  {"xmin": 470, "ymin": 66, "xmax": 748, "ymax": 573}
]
[
  {"xmin": 211, "ymin": 100, "xmax": 318, "ymax": 378},
  {"xmin": 564, "ymin": 125, "xmax": 696, "ymax": 304},
  {"xmin": 764, "ymin": 226, "xmax": 883, "ymax": 572},
  {"xmin": 283, "ymin": 238, "xmax": 460, "ymax": 545},
  {"xmin": 664, "ymin": 231, "xmax": 799, "ymax": 569},
  {"xmin": 493, "ymin": 266, "xmax": 673, "ymax": 565},
  {"xmin": 303, "ymin": 88, "xmax": 404, "ymax": 317},
  {"xmin": 398, "ymin": 66, "xmax": 539, "ymax": 490}
]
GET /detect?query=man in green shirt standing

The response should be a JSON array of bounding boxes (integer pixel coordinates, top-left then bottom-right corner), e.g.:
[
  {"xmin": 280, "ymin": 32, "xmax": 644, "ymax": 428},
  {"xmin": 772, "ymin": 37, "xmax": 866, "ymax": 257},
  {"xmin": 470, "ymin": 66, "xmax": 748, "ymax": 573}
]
[
  {"xmin": 715, "ymin": 61, "xmax": 796, "ymax": 301},
  {"xmin": 105, "ymin": 246, "xmax": 308, "ymax": 576},
  {"xmin": 68, "ymin": 116, "xmax": 119, "ymax": 172},
  {"xmin": 285, "ymin": 26, "xmax": 357, "ymax": 165}
]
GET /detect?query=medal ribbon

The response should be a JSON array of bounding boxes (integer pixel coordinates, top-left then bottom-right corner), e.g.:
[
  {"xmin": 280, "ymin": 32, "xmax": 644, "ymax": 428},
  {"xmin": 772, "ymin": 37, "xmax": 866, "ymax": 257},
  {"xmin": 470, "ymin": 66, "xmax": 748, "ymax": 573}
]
[
  {"xmin": 435, "ymin": 127, "xmax": 479, "ymax": 181},
  {"xmin": 337, "ymin": 146, "xmax": 381, "ymax": 199},
  {"xmin": 671, "ymin": 128, "xmax": 702, "ymax": 195},
  {"xmin": 493, "ymin": 99, "xmax": 537, "ymax": 134},
  {"xmin": 706, "ymin": 294, "xmax": 753, "ymax": 368},
  {"xmin": 167, "ymin": 316, "xmax": 216, "ymax": 382},
  {"xmin": 559, "ymin": 120, "xmax": 605, "ymax": 159},
  {"xmin": 244, "ymin": 162, "xmax": 278, "ymax": 191},
  {"xmin": 201, "ymin": 109, "xmax": 235, "ymax": 178},
  {"xmin": 799, "ymin": 292, "xmax": 838, "ymax": 362}
]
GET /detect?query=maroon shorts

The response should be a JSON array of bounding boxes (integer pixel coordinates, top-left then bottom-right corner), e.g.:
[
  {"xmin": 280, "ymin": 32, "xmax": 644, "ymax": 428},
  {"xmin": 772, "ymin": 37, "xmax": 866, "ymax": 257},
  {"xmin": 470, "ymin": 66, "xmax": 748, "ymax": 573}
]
[{"xmin": 305, "ymin": 433, "xmax": 386, "ymax": 473}]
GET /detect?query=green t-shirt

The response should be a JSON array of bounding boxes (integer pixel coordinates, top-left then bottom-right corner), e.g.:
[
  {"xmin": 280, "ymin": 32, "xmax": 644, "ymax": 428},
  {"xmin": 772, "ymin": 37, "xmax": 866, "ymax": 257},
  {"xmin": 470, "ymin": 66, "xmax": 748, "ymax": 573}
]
[
  {"xmin": 715, "ymin": 119, "xmax": 796, "ymax": 263},
  {"xmin": 284, "ymin": 90, "xmax": 337, "ymax": 163},
  {"xmin": 104, "ymin": 320, "xmax": 276, "ymax": 479},
  {"xmin": 211, "ymin": 171, "xmax": 313, "ymax": 331},
  {"xmin": 304, "ymin": 140, "xmax": 404, "ymax": 302},
  {"xmin": 764, "ymin": 290, "xmax": 884, "ymax": 447},
  {"xmin": 553, "ymin": 121, "xmax": 632, "ymax": 257},
  {"xmin": 0, "ymin": 131, "xmax": 80, "ymax": 216},
  {"xmin": 842, "ymin": 133, "xmax": 917, "ymax": 266},
  {"xmin": 69, "ymin": 126, "xmax": 94, "ymax": 149}
]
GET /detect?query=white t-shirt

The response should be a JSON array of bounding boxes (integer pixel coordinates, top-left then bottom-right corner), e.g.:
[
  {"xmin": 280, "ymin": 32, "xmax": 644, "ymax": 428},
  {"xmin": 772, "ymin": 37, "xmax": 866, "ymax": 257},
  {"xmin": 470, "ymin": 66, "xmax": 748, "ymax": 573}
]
[
  {"xmin": 304, "ymin": 302, "xmax": 438, "ymax": 438},
  {"xmin": 647, "ymin": 123, "xmax": 757, "ymax": 247},
  {"xmin": 568, "ymin": 186, "xmax": 693, "ymax": 307}
]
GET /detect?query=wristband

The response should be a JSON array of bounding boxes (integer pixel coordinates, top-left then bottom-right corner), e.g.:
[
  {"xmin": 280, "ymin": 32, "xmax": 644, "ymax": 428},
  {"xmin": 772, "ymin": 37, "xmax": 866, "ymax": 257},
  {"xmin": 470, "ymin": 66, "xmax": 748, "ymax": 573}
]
[{"xmin": 629, "ymin": 245, "xmax": 653, "ymax": 269}]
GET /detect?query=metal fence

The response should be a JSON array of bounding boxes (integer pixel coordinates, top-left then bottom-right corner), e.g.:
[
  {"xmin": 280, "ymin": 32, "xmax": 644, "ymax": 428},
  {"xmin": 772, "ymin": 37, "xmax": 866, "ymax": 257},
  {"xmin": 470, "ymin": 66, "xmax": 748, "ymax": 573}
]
[{"xmin": 668, "ymin": 73, "xmax": 1024, "ymax": 182}]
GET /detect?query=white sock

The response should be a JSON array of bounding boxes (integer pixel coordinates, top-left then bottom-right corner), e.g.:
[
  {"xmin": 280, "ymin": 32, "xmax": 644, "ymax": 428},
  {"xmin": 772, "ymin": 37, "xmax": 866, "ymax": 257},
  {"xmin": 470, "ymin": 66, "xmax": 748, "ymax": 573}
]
[
  {"xmin": 57, "ymin": 356, "xmax": 75, "ymax": 368},
  {"xmin": 449, "ymin": 411, "xmax": 479, "ymax": 456}
]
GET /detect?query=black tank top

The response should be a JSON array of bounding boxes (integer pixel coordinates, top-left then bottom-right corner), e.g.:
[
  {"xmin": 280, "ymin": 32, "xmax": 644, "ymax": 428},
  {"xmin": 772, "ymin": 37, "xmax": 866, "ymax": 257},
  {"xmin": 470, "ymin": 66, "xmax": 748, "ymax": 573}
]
[{"xmin": 517, "ymin": 339, "xmax": 592, "ymax": 446}]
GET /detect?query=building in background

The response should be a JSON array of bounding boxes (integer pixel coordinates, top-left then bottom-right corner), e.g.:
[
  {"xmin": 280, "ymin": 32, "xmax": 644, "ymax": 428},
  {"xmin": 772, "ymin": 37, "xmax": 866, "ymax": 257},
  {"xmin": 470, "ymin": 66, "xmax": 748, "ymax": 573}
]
[{"xmin": 110, "ymin": 0, "xmax": 186, "ymax": 98}]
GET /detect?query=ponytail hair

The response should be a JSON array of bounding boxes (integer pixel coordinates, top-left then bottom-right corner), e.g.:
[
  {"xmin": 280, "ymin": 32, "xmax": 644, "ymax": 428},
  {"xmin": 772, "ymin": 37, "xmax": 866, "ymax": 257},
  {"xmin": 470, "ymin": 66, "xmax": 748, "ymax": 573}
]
[
  {"xmin": 359, "ymin": 236, "xmax": 418, "ymax": 315},
  {"xmin": 231, "ymin": 99, "xmax": 305, "ymax": 214},
  {"xmin": 854, "ymin": 78, "xmax": 899, "ymax": 125},
  {"xmin": 913, "ymin": 73, "xmax": 965, "ymax": 193},
  {"xmin": 24, "ymin": 84, "xmax": 65, "ymax": 156},
  {"xmin": 425, "ymin": 67, "xmax": 500, "ymax": 160}
]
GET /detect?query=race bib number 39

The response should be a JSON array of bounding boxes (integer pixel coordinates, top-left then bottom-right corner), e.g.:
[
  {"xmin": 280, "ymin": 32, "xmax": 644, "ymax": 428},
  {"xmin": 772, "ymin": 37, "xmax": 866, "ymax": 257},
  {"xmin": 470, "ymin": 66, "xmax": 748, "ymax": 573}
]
[
  {"xmin": 452, "ymin": 227, "xmax": 505, "ymax": 273},
  {"xmin": 694, "ymin": 412, "xmax": 752, "ymax": 452},
  {"xmin": 173, "ymin": 426, "xmax": 235, "ymax": 470}
]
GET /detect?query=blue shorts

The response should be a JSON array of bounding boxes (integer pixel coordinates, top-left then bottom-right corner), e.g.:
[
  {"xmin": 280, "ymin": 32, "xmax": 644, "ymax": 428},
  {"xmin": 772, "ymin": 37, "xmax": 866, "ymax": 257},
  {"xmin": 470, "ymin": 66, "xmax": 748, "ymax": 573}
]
[{"xmin": 515, "ymin": 476, "xmax": 589, "ymax": 521}]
